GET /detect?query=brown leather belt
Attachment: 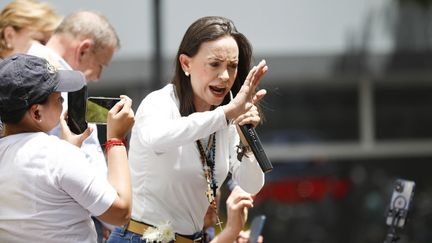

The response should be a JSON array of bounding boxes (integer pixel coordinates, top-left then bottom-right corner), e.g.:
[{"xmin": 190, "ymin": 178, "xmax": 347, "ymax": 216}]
[{"xmin": 127, "ymin": 219, "xmax": 202, "ymax": 243}]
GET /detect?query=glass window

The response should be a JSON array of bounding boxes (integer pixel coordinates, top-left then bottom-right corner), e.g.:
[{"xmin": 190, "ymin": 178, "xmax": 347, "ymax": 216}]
[
  {"xmin": 375, "ymin": 84, "xmax": 432, "ymax": 139},
  {"xmin": 259, "ymin": 83, "xmax": 359, "ymax": 143}
]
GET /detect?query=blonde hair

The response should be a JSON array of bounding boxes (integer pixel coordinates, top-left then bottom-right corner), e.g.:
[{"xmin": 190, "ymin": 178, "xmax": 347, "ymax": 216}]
[{"xmin": 0, "ymin": 0, "xmax": 61, "ymax": 52}]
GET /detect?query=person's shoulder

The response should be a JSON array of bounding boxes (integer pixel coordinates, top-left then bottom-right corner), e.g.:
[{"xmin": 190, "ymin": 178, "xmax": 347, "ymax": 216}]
[
  {"xmin": 136, "ymin": 84, "xmax": 178, "ymax": 115},
  {"xmin": 34, "ymin": 133, "xmax": 82, "ymax": 154},
  {"xmin": 6, "ymin": 132, "xmax": 80, "ymax": 158},
  {"xmin": 27, "ymin": 42, "xmax": 49, "ymax": 56},
  {"xmin": 142, "ymin": 84, "xmax": 174, "ymax": 103},
  {"xmin": 148, "ymin": 83, "xmax": 173, "ymax": 96},
  {"xmin": 42, "ymin": 135, "xmax": 89, "ymax": 169},
  {"xmin": 21, "ymin": 132, "xmax": 52, "ymax": 145},
  {"xmin": 27, "ymin": 43, "xmax": 63, "ymax": 69}
]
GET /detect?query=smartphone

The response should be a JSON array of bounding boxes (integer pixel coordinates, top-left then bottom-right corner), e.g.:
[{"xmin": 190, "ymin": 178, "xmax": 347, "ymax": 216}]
[
  {"xmin": 248, "ymin": 215, "xmax": 266, "ymax": 243},
  {"xmin": 386, "ymin": 179, "xmax": 415, "ymax": 228},
  {"xmin": 68, "ymin": 85, "xmax": 88, "ymax": 134},
  {"xmin": 85, "ymin": 97, "xmax": 121, "ymax": 124}
]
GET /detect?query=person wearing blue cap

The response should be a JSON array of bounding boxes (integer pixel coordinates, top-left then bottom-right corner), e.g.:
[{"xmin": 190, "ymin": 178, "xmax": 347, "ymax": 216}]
[{"xmin": 0, "ymin": 54, "xmax": 135, "ymax": 243}]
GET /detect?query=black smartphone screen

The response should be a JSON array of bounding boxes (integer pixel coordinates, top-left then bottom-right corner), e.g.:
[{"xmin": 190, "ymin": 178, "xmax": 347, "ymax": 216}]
[
  {"xmin": 86, "ymin": 97, "xmax": 120, "ymax": 124},
  {"xmin": 67, "ymin": 85, "xmax": 88, "ymax": 134}
]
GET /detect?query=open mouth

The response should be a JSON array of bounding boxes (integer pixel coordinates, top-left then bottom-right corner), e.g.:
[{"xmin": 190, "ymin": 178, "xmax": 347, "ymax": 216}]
[{"xmin": 209, "ymin": 85, "xmax": 227, "ymax": 96}]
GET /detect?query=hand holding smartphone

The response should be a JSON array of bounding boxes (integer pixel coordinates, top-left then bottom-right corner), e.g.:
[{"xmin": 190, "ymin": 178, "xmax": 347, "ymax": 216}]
[
  {"xmin": 86, "ymin": 97, "xmax": 121, "ymax": 124},
  {"xmin": 67, "ymin": 86, "xmax": 88, "ymax": 134}
]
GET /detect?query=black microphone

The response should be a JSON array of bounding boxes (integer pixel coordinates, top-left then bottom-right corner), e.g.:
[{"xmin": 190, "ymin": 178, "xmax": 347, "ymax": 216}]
[{"xmin": 239, "ymin": 124, "xmax": 273, "ymax": 173}]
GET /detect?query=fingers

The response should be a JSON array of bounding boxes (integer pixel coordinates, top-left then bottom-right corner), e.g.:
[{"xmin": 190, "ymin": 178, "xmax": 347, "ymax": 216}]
[
  {"xmin": 236, "ymin": 230, "xmax": 250, "ymax": 243},
  {"xmin": 59, "ymin": 110, "xmax": 69, "ymax": 128},
  {"xmin": 225, "ymin": 60, "xmax": 268, "ymax": 121},
  {"xmin": 107, "ymin": 95, "xmax": 135, "ymax": 139},
  {"xmin": 102, "ymin": 227, "xmax": 112, "ymax": 241},
  {"xmin": 119, "ymin": 95, "xmax": 132, "ymax": 110},
  {"xmin": 257, "ymin": 235, "xmax": 264, "ymax": 243},
  {"xmin": 227, "ymin": 186, "xmax": 254, "ymax": 206},
  {"xmin": 231, "ymin": 198, "xmax": 253, "ymax": 212},
  {"xmin": 225, "ymin": 186, "xmax": 254, "ymax": 235},
  {"xmin": 235, "ymin": 111, "xmax": 260, "ymax": 126},
  {"xmin": 244, "ymin": 66, "xmax": 258, "ymax": 87},
  {"xmin": 60, "ymin": 110, "xmax": 67, "ymax": 121},
  {"xmin": 239, "ymin": 60, "xmax": 268, "ymax": 107},
  {"xmin": 249, "ymin": 60, "xmax": 268, "ymax": 89},
  {"xmin": 252, "ymin": 89, "xmax": 267, "ymax": 104},
  {"xmin": 78, "ymin": 126, "xmax": 93, "ymax": 144},
  {"xmin": 109, "ymin": 97, "xmax": 126, "ymax": 114},
  {"xmin": 242, "ymin": 62, "xmax": 264, "ymax": 99},
  {"xmin": 59, "ymin": 110, "xmax": 93, "ymax": 147},
  {"xmin": 110, "ymin": 95, "xmax": 132, "ymax": 115},
  {"xmin": 235, "ymin": 105, "xmax": 260, "ymax": 126},
  {"xmin": 227, "ymin": 196, "xmax": 253, "ymax": 229},
  {"xmin": 118, "ymin": 96, "xmax": 134, "ymax": 120},
  {"xmin": 59, "ymin": 110, "xmax": 73, "ymax": 141}
]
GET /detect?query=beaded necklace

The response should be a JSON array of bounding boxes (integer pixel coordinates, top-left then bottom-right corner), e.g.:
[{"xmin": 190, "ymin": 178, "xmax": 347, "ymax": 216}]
[{"xmin": 196, "ymin": 132, "xmax": 223, "ymax": 231}]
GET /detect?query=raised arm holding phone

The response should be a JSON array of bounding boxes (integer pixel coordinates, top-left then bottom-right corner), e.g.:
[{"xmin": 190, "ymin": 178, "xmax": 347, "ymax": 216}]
[{"xmin": 0, "ymin": 54, "xmax": 134, "ymax": 243}]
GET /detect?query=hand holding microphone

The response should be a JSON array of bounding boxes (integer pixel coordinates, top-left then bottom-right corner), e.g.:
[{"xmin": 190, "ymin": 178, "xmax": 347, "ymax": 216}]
[
  {"xmin": 238, "ymin": 124, "xmax": 273, "ymax": 173},
  {"xmin": 235, "ymin": 105, "xmax": 273, "ymax": 173},
  {"xmin": 223, "ymin": 60, "xmax": 273, "ymax": 173}
]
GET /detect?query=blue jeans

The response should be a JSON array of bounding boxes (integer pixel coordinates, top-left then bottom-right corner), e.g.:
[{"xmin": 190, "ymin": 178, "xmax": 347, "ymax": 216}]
[
  {"xmin": 106, "ymin": 226, "xmax": 150, "ymax": 243},
  {"xmin": 92, "ymin": 217, "xmax": 104, "ymax": 243},
  {"xmin": 107, "ymin": 226, "xmax": 205, "ymax": 243}
]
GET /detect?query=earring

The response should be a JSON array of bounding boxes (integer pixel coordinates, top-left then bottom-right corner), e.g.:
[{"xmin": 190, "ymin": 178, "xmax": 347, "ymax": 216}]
[
  {"xmin": 184, "ymin": 71, "xmax": 189, "ymax": 77},
  {"xmin": 6, "ymin": 43, "xmax": 12, "ymax": 49}
]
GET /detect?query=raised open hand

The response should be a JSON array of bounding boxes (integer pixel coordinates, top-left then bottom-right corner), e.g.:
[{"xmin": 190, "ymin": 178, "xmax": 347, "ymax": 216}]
[{"xmin": 223, "ymin": 60, "xmax": 268, "ymax": 122}]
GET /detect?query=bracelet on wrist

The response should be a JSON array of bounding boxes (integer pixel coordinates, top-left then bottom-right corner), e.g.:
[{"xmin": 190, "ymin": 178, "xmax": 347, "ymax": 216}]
[
  {"xmin": 236, "ymin": 142, "xmax": 251, "ymax": 161},
  {"xmin": 104, "ymin": 138, "xmax": 127, "ymax": 153}
]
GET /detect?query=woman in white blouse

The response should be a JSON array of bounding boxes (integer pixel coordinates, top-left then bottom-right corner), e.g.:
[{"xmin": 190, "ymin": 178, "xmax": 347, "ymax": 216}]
[{"xmin": 108, "ymin": 16, "xmax": 269, "ymax": 243}]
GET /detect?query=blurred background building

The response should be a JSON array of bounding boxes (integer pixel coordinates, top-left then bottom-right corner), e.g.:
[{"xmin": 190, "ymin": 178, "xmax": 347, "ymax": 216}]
[{"xmin": 2, "ymin": 0, "xmax": 432, "ymax": 242}]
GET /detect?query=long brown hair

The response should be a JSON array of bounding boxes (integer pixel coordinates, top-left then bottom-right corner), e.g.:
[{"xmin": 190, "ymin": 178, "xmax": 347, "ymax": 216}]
[{"xmin": 172, "ymin": 16, "xmax": 252, "ymax": 116}]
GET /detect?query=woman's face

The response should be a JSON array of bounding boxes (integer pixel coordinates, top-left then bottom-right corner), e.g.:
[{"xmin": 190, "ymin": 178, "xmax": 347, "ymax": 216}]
[
  {"xmin": 186, "ymin": 36, "xmax": 239, "ymax": 112},
  {"xmin": 9, "ymin": 27, "xmax": 49, "ymax": 54},
  {"xmin": 39, "ymin": 92, "xmax": 64, "ymax": 132}
]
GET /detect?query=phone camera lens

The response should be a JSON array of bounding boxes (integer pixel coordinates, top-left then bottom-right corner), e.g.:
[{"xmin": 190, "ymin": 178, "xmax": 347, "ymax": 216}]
[
  {"xmin": 395, "ymin": 180, "xmax": 404, "ymax": 193},
  {"xmin": 393, "ymin": 195, "xmax": 407, "ymax": 209}
]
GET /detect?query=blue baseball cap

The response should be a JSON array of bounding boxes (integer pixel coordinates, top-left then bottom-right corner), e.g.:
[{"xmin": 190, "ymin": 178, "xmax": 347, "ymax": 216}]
[{"xmin": 0, "ymin": 54, "xmax": 85, "ymax": 123}]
